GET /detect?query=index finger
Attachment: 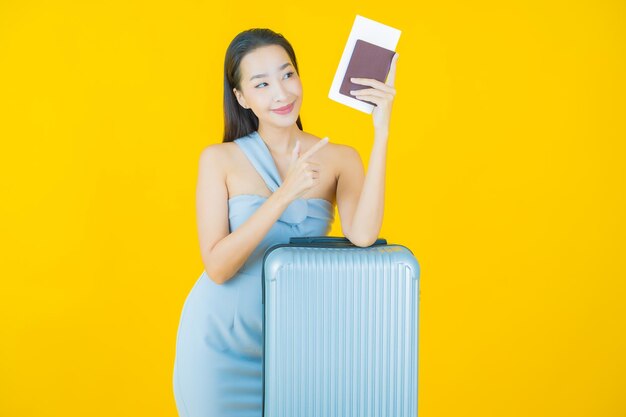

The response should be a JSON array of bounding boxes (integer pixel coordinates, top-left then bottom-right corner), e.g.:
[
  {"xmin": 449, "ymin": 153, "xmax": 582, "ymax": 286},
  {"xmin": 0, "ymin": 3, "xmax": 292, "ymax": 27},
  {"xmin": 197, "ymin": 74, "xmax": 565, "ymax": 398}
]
[{"xmin": 300, "ymin": 137, "xmax": 329, "ymax": 160}]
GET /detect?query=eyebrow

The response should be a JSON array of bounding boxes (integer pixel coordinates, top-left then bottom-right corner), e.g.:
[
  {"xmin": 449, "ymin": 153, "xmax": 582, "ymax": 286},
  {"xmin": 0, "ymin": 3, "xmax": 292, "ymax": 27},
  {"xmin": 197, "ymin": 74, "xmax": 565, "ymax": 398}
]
[{"xmin": 249, "ymin": 62, "xmax": 293, "ymax": 81}]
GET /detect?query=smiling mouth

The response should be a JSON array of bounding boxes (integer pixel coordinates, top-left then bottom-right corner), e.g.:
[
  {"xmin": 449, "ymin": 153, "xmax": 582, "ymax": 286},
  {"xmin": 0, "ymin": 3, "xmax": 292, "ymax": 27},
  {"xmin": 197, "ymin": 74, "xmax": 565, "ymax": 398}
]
[{"xmin": 271, "ymin": 101, "xmax": 296, "ymax": 111}]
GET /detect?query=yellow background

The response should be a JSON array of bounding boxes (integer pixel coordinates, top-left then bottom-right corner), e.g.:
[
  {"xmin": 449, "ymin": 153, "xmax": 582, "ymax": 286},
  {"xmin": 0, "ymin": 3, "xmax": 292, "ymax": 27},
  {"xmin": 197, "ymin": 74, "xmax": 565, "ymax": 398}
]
[{"xmin": 1, "ymin": 1, "xmax": 624, "ymax": 416}]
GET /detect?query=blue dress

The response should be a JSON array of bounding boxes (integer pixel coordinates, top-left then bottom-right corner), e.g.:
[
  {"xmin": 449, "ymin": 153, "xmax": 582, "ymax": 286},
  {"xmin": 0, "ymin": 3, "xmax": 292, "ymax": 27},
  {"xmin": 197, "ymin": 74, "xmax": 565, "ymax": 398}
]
[{"xmin": 173, "ymin": 130, "xmax": 335, "ymax": 416}]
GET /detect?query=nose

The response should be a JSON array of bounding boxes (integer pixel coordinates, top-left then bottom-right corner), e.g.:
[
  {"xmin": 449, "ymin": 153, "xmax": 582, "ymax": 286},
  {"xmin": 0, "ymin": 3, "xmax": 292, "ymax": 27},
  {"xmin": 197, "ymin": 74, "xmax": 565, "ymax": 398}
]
[{"xmin": 272, "ymin": 81, "xmax": 288, "ymax": 103}]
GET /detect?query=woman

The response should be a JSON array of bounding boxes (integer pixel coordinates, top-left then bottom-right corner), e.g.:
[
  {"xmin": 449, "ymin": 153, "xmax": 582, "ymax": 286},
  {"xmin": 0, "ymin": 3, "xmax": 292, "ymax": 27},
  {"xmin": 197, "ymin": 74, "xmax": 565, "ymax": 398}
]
[{"xmin": 173, "ymin": 28, "xmax": 398, "ymax": 416}]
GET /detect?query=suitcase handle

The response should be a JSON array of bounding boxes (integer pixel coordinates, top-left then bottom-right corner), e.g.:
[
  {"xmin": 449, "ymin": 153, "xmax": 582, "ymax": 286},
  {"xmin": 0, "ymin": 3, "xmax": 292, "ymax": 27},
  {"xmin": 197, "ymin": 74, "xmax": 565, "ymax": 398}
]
[{"xmin": 288, "ymin": 236, "xmax": 387, "ymax": 247}]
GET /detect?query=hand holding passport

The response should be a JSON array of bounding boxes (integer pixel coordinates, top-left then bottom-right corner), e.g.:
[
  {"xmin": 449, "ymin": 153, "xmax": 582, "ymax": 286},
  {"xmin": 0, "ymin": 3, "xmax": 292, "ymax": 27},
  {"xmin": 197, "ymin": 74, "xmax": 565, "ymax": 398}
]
[
  {"xmin": 339, "ymin": 39, "xmax": 397, "ymax": 107},
  {"xmin": 328, "ymin": 15, "xmax": 401, "ymax": 114}
]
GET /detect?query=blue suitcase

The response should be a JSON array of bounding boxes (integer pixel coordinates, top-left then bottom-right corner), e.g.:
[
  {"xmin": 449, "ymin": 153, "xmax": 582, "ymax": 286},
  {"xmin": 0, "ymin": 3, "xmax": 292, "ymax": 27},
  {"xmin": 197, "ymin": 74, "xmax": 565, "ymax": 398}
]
[{"xmin": 262, "ymin": 236, "xmax": 421, "ymax": 417}]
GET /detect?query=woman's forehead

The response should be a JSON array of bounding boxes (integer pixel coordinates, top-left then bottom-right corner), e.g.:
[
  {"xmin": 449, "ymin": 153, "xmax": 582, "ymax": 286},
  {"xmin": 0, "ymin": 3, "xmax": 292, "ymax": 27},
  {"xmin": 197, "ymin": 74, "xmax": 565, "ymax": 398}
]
[{"xmin": 241, "ymin": 46, "xmax": 291, "ymax": 75}]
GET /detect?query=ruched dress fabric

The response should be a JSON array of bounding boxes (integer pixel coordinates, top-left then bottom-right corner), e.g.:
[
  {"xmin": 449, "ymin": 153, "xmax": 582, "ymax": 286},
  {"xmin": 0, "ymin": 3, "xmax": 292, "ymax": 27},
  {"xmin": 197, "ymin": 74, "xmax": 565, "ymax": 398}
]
[{"xmin": 173, "ymin": 130, "xmax": 334, "ymax": 416}]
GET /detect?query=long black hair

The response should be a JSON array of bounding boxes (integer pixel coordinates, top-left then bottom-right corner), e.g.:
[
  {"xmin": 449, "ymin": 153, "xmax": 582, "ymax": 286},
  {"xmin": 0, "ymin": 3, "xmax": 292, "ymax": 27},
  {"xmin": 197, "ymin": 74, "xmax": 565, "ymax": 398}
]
[{"xmin": 222, "ymin": 28, "xmax": 303, "ymax": 143}]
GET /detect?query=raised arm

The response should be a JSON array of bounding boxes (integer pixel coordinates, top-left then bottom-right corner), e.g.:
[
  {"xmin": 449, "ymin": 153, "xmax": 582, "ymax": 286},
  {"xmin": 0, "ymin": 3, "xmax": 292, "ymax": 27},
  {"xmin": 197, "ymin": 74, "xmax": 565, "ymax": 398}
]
[{"xmin": 335, "ymin": 142, "xmax": 386, "ymax": 247}]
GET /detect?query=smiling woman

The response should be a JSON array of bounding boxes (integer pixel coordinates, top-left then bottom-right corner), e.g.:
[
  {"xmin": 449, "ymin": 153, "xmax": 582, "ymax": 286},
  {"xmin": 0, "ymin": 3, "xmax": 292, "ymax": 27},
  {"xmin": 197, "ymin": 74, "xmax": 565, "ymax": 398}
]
[
  {"xmin": 232, "ymin": 46, "xmax": 304, "ymax": 133},
  {"xmin": 172, "ymin": 29, "xmax": 326, "ymax": 417},
  {"xmin": 172, "ymin": 27, "xmax": 397, "ymax": 417},
  {"xmin": 223, "ymin": 32, "xmax": 305, "ymax": 141}
]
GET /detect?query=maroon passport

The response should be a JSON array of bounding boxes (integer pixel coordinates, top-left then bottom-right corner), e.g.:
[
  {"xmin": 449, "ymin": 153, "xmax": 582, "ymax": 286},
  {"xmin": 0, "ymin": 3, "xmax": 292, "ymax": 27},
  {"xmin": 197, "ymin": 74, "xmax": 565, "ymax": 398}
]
[{"xmin": 339, "ymin": 39, "xmax": 396, "ymax": 106}]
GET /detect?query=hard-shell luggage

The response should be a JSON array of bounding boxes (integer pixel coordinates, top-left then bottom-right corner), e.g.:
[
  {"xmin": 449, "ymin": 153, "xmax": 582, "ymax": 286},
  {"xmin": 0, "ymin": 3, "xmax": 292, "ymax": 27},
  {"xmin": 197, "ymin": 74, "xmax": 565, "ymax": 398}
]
[{"xmin": 262, "ymin": 236, "xmax": 421, "ymax": 417}]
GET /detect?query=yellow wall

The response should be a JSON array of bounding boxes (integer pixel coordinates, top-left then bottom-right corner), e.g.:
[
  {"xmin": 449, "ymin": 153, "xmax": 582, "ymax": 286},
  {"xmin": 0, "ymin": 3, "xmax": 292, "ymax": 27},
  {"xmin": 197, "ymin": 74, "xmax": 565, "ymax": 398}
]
[{"xmin": 1, "ymin": 1, "xmax": 624, "ymax": 416}]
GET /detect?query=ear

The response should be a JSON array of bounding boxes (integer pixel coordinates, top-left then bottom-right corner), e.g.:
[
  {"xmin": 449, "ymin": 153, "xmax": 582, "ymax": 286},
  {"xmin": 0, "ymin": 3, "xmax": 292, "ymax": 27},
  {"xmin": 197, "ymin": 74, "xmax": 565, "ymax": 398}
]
[{"xmin": 232, "ymin": 87, "xmax": 249, "ymax": 109}]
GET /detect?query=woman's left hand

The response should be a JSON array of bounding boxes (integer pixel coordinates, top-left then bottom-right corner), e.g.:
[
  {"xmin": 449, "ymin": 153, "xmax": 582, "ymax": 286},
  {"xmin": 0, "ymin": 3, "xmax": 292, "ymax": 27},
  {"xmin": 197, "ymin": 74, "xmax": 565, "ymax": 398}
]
[{"xmin": 349, "ymin": 52, "xmax": 399, "ymax": 135}]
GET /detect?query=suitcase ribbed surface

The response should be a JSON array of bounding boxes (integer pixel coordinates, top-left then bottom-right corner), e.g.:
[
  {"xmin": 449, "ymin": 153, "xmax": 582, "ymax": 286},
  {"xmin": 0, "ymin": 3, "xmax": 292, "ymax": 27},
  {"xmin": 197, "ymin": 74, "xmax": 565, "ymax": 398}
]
[{"xmin": 263, "ymin": 243, "xmax": 420, "ymax": 417}]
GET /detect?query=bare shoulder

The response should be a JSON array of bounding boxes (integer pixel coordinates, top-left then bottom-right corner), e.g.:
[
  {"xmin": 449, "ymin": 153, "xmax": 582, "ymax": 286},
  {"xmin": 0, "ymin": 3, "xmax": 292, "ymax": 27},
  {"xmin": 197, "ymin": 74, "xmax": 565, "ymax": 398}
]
[
  {"xmin": 301, "ymin": 132, "xmax": 358, "ymax": 178},
  {"xmin": 330, "ymin": 142, "xmax": 359, "ymax": 157},
  {"xmin": 198, "ymin": 142, "xmax": 236, "ymax": 175},
  {"xmin": 199, "ymin": 142, "xmax": 224, "ymax": 159},
  {"xmin": 335, "ymin": 143, "xmax": 363, "ymax": 178},
  {"xmin": 314, "ymin": 136, "xmax": 361, "ymax": 176},
  {"xmin": 302, "ymin": 132, "xmax": 343, "ymax": 181},
  {"xmin": 304, "ymin": 132, "xmax": 356, "ymax": 154}
]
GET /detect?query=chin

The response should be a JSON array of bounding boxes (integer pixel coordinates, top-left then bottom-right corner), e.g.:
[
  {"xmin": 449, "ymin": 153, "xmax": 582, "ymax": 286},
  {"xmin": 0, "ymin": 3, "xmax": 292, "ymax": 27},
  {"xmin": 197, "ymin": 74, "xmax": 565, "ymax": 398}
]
[{"xmin": 271, "ymin": 117, "xmax": 299, "ymax": 129}]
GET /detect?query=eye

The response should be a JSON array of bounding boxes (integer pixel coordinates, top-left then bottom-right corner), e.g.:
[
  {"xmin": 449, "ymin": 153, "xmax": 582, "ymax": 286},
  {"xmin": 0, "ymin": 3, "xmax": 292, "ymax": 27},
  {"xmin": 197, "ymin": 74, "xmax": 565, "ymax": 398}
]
[{"xmin": 254, "ymin": 72, "xmax": 295, "ymax": 88}]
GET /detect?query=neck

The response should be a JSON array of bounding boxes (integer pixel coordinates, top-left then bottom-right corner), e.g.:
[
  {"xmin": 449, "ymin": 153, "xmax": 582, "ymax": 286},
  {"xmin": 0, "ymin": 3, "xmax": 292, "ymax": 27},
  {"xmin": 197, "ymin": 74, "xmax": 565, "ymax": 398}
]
[{"xmin": 257, "ymin": 123, "xmax": 301, "ymax": 155}]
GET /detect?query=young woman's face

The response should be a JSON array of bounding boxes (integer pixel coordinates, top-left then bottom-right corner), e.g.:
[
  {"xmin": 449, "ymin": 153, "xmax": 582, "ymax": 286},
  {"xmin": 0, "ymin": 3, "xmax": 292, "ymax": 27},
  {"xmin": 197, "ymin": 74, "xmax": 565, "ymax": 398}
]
[{"xmin": 233, "ymin": 44, "xmax": 303, "ymax": 128}]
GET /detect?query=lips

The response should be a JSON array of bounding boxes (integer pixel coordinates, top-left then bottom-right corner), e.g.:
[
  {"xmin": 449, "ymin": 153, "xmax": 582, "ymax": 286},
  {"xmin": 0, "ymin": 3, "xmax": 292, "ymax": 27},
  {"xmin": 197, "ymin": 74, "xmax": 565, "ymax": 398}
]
[{"xmin": 271, "ymin": 101, "xmax": 295, "ymax": 112}]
